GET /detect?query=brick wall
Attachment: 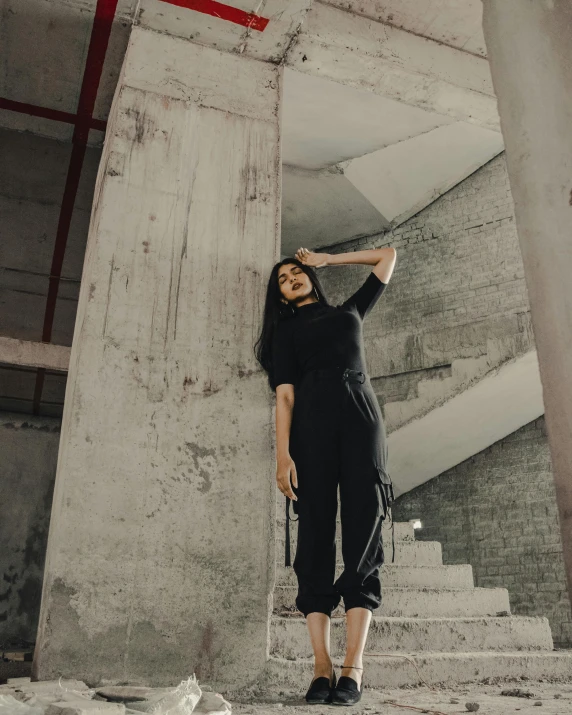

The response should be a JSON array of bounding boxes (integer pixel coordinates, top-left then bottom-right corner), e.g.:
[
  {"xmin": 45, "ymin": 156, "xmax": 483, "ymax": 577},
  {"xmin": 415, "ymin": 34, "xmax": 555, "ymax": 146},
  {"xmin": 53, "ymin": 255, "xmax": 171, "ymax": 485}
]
[
  {"xmin": 316, "ymin": 153, "xmax": 534, "ymax": 384},
  {"xmin": 393, "ymin": 417, "xmax": 572, "ymax": 648}
]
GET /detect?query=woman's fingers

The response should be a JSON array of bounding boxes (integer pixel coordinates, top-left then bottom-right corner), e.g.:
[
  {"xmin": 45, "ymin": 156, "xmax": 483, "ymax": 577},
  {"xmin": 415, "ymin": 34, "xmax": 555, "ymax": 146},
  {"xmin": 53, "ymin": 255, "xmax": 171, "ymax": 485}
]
[
  {"xmin": 276, "ymin": 473, "xmax": 298, "ymax": 501},
  {"xmin": 283, "ymin": 477, "xmax": 296, "ymax": 501},
  {"xmin": 291, "ymin": 461, "xmax": 298, "ymax": 490},
  {"xmin": 276, "ymin": 462, "xmax": 298, "ymax": 501}
]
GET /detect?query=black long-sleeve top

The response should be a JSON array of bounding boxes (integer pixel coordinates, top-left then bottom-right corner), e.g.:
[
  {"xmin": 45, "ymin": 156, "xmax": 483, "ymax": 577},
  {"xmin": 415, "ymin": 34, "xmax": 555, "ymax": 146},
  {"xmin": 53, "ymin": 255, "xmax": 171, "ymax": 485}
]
[{"xmin": 272, "ymin": 271, "xmax": 387, "ymax": 390}]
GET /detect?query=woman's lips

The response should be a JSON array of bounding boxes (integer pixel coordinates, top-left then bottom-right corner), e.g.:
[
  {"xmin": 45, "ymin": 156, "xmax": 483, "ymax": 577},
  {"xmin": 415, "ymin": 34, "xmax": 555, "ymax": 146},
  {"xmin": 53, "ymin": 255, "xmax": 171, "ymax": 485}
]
[{"xmin": 292, "ymin": 283, "xmax": 302, "ymax": 290}]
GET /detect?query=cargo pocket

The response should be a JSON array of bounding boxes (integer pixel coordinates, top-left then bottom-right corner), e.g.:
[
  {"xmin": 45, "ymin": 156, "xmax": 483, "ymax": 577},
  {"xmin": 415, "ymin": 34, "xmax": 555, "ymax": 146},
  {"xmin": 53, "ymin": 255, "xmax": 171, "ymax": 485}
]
[
  {"xmin": 375, "ymin": 463, "xmax": 395, "ymax": 520},
  {"xmin": 375, "ymin": 464, "xmax": 396, "ymax": 564}
]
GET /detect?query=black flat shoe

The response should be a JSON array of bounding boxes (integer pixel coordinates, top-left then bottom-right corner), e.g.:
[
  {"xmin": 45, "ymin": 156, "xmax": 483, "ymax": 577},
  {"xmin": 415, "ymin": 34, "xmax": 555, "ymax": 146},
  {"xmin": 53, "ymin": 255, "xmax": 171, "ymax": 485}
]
[
  {"xmin": 305, "ymin": 668, "xmax": 337, "ymax": 704},
  {"xmin": 331, "ymin": 667, "xmax": 363, "ymax": 706}
]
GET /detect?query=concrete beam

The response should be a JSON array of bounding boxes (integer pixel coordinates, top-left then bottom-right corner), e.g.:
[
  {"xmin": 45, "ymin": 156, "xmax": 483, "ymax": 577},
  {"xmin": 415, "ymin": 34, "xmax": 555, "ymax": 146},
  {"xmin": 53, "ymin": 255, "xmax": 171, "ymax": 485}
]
[
  {"xmin": 286, "ymin": 1, "xmax": 500, "ymax": 131},
  {"xmin": 0, "ymin": 337, "xmax": 70, "ymax": 371}
]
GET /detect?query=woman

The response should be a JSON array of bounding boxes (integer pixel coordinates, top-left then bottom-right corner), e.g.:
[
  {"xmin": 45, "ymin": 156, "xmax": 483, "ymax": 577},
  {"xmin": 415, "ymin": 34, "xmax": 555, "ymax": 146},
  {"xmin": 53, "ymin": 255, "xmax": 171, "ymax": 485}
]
[{"xmin": 255, "ymin": 245, "xmax": 396, "ymax": 705}]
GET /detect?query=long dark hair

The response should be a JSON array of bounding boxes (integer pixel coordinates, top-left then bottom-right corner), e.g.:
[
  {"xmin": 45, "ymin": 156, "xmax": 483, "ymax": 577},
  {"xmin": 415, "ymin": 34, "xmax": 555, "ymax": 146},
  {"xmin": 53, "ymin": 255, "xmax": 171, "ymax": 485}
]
[{"xmin": 254, "ymin": 257, "xmax": 331, "ymax": 391}]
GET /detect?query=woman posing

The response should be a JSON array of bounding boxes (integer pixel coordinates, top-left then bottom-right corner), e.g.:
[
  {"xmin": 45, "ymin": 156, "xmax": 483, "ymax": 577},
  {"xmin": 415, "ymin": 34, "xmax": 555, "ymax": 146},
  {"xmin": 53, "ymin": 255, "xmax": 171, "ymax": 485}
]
[{"xmin": 256, "ymin": 246, "xmax": 396, "ymax": 705}]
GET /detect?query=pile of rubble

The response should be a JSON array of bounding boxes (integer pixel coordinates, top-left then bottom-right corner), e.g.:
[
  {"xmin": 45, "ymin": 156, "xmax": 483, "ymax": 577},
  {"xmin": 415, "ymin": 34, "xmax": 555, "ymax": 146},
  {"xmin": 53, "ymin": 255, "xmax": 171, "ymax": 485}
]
[{"xmin": 0, "ymin": 676, "xmax": 231, "ymax": 715}]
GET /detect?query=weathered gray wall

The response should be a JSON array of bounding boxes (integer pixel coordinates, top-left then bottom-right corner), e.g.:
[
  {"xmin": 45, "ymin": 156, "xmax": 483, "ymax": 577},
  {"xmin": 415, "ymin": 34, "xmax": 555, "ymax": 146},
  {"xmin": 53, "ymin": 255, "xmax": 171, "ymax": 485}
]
[
  {"xmin": 0, "ymin": 127, "xmax": 100, "ymax": 347},
  {"xmin": 393, "ymin": 417, "xmax": 572, "ymax": 648},
  {"xmin": 33, "ymin": 28, "xmax": 280, "ymax": 688},
  {"xmin": 0, "ymin": 412, "xmax": 60, "ymax": 645},
  {"xmin": 317, "ymin": 153, "xmax": 533, "ymax": 396}
]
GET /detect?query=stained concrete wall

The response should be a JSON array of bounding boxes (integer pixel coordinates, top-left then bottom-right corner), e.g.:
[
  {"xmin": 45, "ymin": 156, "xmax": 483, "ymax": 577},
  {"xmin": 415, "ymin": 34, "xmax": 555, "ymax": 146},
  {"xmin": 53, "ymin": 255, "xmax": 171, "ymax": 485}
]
[
  {"xmin": 33, "ymin": 27, "xmax": 281, "ymax": 688},
  {"xmin": 0, "ymin": 412, "xmax": 60, "ymax": 645},
  {"xmin": 317, "ymin": 153, "xmax": 532, "ymax": 401},
  {"xmin": 393, "ymin": 417, "xmax": 572, "ymax": 649}
]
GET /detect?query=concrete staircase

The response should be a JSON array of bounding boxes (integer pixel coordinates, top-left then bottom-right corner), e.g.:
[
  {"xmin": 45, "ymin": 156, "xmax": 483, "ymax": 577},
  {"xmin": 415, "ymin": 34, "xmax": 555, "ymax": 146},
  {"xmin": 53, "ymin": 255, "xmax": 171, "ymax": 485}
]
[
  {"xmin": 264, "ymin": 519, "xmax": 572, "ymax": 688},
  {"xmin": 376, "ymin": 342, "xmax": 545, "ymax": 496}
]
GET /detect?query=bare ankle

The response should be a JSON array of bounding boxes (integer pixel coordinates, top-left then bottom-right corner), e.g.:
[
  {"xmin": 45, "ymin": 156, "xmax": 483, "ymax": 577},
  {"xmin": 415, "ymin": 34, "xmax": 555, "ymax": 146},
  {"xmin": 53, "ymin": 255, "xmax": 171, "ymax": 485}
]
[
  {"xmin": 340, "ymin": 663, "xmax": 363, "ymax": 686},
  {"xmin": 313, "ymin": 658, "xmax": 333, "ymax": 677}
]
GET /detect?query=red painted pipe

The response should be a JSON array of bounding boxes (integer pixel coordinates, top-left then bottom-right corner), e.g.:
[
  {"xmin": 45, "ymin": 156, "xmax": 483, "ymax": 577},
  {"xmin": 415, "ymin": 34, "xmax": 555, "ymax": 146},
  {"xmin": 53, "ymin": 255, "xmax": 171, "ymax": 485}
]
[{"xmin": 33, "ymin": 0, "xmax": 119, "ymax": 414}]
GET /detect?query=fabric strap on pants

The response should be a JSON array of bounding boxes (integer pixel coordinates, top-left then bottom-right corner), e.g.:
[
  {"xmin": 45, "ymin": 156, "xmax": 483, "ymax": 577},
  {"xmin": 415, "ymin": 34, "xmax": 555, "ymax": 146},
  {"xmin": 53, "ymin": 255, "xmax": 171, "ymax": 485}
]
[{"xmin": 285, "ymin": 496, "xmax": 299, "ymax": 567}]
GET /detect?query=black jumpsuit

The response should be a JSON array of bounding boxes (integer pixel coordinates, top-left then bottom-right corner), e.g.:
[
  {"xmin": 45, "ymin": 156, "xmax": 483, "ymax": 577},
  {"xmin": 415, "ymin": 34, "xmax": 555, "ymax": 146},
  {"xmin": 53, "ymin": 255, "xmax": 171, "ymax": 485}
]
[{"xmin": 272, "ymin": 271, "xmax": 394, "ymax": 618}]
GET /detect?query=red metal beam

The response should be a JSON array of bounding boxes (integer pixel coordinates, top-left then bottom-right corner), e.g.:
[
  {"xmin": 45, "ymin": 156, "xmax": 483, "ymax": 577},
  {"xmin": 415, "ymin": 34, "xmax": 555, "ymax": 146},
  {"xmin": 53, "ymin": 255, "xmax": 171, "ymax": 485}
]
[
  {"xmin": 158, "ymin": 0, "xmax": 269, "ymax": 31},
  {"xmin": 0, "ymin": 97, "xmax": 107, "ymax": 132},
  {"xmin": 33, "ymin": 0, "xmax": 119, "ymax": 415}
]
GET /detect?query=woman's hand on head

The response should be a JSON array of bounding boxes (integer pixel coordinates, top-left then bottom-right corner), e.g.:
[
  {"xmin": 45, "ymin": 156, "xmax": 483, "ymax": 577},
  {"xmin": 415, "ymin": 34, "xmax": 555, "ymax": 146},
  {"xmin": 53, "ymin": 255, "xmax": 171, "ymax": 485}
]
[
  {"xmin": 295, "ymin": 247, "xmax": 330, "ymax": 269},
  {"xmin": 276, "ymin": 455, "xmax": 298, "ymax": 501}
]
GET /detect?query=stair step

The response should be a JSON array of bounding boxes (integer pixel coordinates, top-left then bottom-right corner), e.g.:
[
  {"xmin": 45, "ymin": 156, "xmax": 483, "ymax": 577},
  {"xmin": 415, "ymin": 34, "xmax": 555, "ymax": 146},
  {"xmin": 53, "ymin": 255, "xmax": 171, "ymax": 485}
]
[
  {"xmin": 270, "ymin": 615, "xmax": 553, "ymax": 657},
  {"xmin": 276, "ymin": 564, "xmax": 474, "ymax": 590},
  {"xmin": 273, "ymin": 586, "xmax": 510, "ymax": 618},
  {"xmin": 262, "ymin": 651, "xmax": 572, "ymax": 689}
]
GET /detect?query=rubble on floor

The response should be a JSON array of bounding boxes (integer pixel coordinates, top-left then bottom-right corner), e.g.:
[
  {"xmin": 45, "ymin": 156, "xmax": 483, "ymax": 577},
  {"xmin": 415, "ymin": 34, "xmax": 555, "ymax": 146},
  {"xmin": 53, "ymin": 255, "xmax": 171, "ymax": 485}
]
[
  {"xmin": 228, "ymin": 680, "xmax": 572, "ymax": 715},
  {"xmin": 0, "ymin": 676, "xmax": 231, "ymax": 715}
]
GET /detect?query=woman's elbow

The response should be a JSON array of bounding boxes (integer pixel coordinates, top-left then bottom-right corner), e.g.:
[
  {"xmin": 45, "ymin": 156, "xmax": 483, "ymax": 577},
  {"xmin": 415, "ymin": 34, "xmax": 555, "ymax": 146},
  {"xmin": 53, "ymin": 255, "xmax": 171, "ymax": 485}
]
[{"xmin": 276, "ymin": 383, "xmax": 295, "ymax": 406}]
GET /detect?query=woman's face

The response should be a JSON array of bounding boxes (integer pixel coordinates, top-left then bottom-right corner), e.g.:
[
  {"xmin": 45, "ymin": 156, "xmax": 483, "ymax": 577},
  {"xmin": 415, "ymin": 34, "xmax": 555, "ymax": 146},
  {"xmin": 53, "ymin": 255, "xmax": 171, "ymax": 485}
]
[{"xmin": 277, "ymin": 263, "xmax": 314, "ymax": 304}]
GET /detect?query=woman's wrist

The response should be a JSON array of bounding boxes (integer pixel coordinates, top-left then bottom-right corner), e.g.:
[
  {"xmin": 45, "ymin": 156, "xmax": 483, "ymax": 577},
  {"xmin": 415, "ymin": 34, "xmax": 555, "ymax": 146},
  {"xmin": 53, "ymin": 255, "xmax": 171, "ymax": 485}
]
[{"xmin": 326, "ymin": 247, "xmax": 387, "ymax": 267}]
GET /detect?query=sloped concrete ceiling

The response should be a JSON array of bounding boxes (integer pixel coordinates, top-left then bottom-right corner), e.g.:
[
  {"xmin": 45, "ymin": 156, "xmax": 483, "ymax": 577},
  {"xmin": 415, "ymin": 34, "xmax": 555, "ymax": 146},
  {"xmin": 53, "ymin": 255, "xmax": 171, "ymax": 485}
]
[
  {"xmin": 282, "ymin": 69, "xmax": 503, "ymax": 250},
  {"xmin": 281, "ymin": 165, "xmax": 388, "ymax": 256},
  {"xmin": 282, "ymin": 69, "xmax": 454, "ymax": 171},
  {"xmin": 344, "ymin": 121, "xmax": 504, "ymax": 226}
]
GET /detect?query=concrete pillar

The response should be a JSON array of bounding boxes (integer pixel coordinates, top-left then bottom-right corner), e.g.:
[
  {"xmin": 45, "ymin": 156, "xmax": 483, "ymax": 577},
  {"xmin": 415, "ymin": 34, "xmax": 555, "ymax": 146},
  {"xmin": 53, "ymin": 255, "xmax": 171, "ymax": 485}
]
[
  {"xmin": 33, "ymin": 27, "xmax": 281, "ymax": 688},
  {"xmin": 482, "ymin": 1, "xmax": 572, "ymax": 605}
]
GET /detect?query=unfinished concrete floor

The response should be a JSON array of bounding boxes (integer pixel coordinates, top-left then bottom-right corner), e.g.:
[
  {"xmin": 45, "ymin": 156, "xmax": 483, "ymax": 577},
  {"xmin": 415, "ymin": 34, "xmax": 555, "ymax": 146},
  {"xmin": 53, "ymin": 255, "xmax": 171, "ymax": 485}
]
[{"xmin": 230, "ymin": 681, "xmax": 572, "ymax": 715}]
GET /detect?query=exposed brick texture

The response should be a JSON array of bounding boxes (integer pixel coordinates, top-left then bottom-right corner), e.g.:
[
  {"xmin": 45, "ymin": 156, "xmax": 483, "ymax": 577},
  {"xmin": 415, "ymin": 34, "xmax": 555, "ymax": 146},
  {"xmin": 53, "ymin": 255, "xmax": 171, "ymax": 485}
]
[
  {"xmin": 315, "ymin": 154, "xmax": 533, "ymax": 386},
  {"xmin": 393, "ymin": 417, "xmax": 572, "ymax": 649}
]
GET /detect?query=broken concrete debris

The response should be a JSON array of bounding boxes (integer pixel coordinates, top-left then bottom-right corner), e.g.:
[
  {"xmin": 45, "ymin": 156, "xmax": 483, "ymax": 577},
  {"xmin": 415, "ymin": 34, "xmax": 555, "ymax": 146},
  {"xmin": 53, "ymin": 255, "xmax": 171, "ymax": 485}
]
[
  {"xmin": 0, "ymin": 676, "xmax": 231, "ymax": 715},
  {"xmin": 500, "ymin": 688, "xmax": 536, "ymax": 698}
]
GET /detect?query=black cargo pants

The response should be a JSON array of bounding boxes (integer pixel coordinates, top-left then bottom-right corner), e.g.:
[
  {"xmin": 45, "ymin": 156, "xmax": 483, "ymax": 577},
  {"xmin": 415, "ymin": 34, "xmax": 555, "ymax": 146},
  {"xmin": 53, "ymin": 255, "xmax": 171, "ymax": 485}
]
[{"xmin": 287, "ymin": 367, "xmax": 394, "ymax": 618}]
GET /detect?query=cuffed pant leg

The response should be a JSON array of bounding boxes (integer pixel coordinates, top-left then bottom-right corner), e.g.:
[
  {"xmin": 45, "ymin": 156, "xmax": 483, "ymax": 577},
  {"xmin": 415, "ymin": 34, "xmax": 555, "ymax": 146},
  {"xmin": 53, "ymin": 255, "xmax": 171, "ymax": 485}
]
[
  {"xmin": 336, "ymin": 464, "xmax": 385, "ymax": 612},
  {"xmin": 335, "ymin": 383, "xmax": 387, "ymax": 612},
  {"xmin": 290, "ymin": 383, "xmax": 341, "ymax": 618},
  {"xmin": 293, "ymin": 467, "xmax": 340, "ymax": 618}
]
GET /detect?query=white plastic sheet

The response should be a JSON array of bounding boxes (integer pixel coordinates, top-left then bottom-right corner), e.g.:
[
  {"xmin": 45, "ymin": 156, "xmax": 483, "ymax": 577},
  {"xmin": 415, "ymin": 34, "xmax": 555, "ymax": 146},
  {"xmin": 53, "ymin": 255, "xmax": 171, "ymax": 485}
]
[
  {"xmin": 124, "ymin": 676, "xmax": 230, "ymax": 715},
  {"xmin": 0, "ymin": 694, "xmax": 45, "ymax": 715}
]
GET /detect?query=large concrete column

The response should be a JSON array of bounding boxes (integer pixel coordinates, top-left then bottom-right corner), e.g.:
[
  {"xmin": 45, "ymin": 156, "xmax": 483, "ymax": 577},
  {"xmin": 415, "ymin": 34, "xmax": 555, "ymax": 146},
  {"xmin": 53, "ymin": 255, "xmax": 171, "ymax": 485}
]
[
  {"xmin": 482, "ymin": 1, "xmax": 572, "ymax": 604},
  {"xmin": 33, "ymin": 27, "xmax": 281, "ymax": 688}
]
